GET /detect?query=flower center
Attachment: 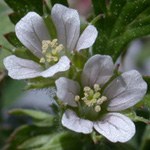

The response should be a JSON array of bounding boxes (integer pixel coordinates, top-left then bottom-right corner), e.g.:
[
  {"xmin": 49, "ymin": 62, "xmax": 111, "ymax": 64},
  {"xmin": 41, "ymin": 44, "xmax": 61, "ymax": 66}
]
[
  {"xmin": 39, "ymin": 39, "xmax": 64, "ymax": 64},
  {"xmin": 75, "ymin": 84, "xmax": 107, "ymax": 113}
]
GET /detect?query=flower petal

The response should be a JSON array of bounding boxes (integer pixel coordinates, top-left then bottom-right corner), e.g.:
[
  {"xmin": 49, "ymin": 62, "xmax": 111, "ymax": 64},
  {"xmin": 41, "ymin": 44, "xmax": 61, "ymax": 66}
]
[
  {"xmin": 55, "ymin": 77, "xmax": 80, "ymax": 107},
  {"xmin": 51, "ymin": 4, "xmax": 80, "ymax": 51},
  {"xmin": 94, "ymin": 113, "xmax": 135, "ymax": 143},
  {"xmin": 81, "ymin": 55, "xmax": 114, "ymax": 87},
  {"xmin": 103, "ymin": 70, "xmax": 147, "ymax": 111},
  {"xmin": 62, "ymin": 109, "xmax": 93, "ymax": 134},
  {"xmin": 15, "ymin": 12, "xmax": 51, "ymax": 58},
  {"xmin": 76, "ymin": 25, "xmax": 98, "ymax": 51},
  {"xmin": 3, "ymin": 55, "xmax": 44, "ymax": 79},
  {"xmin": 41, "ymin": 56, "xmax": 70, "ymax": 78}
]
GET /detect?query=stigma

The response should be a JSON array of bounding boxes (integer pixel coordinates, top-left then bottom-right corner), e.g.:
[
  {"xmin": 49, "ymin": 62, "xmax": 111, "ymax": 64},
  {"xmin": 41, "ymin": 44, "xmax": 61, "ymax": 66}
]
[{"xmin": 40, "ymin": 39, "xmax": 64, "ymax": 64}]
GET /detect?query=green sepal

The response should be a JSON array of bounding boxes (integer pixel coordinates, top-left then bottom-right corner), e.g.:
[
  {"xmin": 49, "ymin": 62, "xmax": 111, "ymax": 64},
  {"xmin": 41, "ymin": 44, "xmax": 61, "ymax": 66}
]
[
  {"xmin": 12, "ymin": 48, "xmax": 40, "ymax": 63},
  {"xmin": 3, "ymin": 32, "xmax": 23, "ymax": 47},
  {"xmin": 8, "ymin": 12, "xmax": 22, "ymax": 24},
  {"xmin": 135, "ymin": 94, "xmax": 150, "ymax": 109},
  {"xmin": 24, "ymin": 77, "xmax": 55, "ymax": 90},
  {"xmin": 43, "ymin": 15, "xmax": 57, "ymax": 39},
  {"xmin": 143, "ymin": 76, "xmax": 150, "ymax": 93},
  {"xmin": 51, "ymin": 0, "xmax": 68, "ymax": 7},
  {"xmin": 120, "ymin": 109, "xmax": 150, "ymax": 124}
]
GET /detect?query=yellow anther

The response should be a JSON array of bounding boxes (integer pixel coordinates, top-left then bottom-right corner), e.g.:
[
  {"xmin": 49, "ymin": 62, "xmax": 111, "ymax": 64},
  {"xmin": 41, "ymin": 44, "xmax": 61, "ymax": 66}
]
[
  {"xmin": 56, "ymin": 44, "xmax": 64, "ymax": 52},
  {"xmin": 93, "ymin": 92, "xmax": 101, "ymax": 99},
  {"xmin": 75, "ymin": 95, "xmax": 80, "ymax": 101},
  {"xmin": 84, "ymin": 86, "xmax": 91, "ymax": 92},
  {"xmin": 95, "ymin": 105, "xmax": 101, "ymax": 112},
  {"xmin": 46, "ymin": 53, "xmax": 52, "ymax": 58},
  {"xmin": 53, "ymin": 56, "xmax": 58, "ymax": 62},
  {"xmin": 87, "ymin": 101, "xmax": 93, "ymax": 107},
  {"xmin": 42, "ymin": 40, "xmax": 51, "ymax": 53},
  {"xmin": 97, "ymin": 99, "xmax": 103, "ymax": 105},
  {"xmin": 40, "ymin": 57, "xmax": 45, "ymax": 63},
  {"xmin": 101, "ymin": 96, "xmax": 107, "ymax": 101},
  {"xmin": 51, "ymin": 39, "xmax": 58, "ymax": 47},
  {"xmin": 81, "ymin": 97, "xmax": 87, "ymax": 101},
  {"xmin": 84, "ymin": 93, "xmax": 89, "ymax": 97},
  {"xmin": 94, "ymin": 84, "xmax": 100, "ymax": 92}
]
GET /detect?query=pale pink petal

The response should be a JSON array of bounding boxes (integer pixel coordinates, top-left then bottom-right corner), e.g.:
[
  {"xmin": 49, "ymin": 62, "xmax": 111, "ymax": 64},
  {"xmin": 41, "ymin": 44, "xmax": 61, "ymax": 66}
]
[
  {"xmin": 55, "ymin": 77, "xmax": 80, "ymax": 107},
  {"xmin": 81, "ymin": 55, "xmax": 114, "ymax": 87},
  {"xmin": 41, "ymin": 56, "xmax": 70, "ymax": 77},
  {"xmin": 76, "ymin": 25, "xmax": 98, "ymax": 51},
  {"xmin": 3, "ymin": 55, "xmax": 44, "ymax": 79},
  {"xmin": 62, "ymin": 109, "xmax": 93, "ymax": 134},
  {"xmin": 15, "ymin": 12, "xmax": 51, "ymax": 58},
  {"xmin": 94, "ymin": 113, "xmax": 135, "ymax": 143},
  {"xmin": 103, "ymin": 70, "xmax": 147, "ymax": 111},
  {"xmin": 51, "ymin": 4, "xmax": 80, "ymax": 51}
]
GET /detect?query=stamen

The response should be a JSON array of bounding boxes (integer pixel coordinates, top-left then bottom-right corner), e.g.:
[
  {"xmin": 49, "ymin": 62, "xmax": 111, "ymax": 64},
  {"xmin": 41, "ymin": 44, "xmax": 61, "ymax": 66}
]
[
  {"xmin": 95, "ymin": 105, "xmax": 101, "ymax": 112},
  {"xmin": 40, "ymin": 39, "xmax": 64, "ymax": 64},
  {"xmin": 84, "ymin": 86, "xmax": 91, "ymax": 92},
  {"xmin": 101, "ymin": 96, "xmax": 107, "ymax": 101},
  {"xmin": 75, "ymin": 95, "xmax": 80, "ymax": 101},
  {"xmin": 40, "ymin": 57, "xmax": 45, "ymax": 63},
  {"xmin": 94, "ymin": 84, "xmax": 100, "ymax": 92}
]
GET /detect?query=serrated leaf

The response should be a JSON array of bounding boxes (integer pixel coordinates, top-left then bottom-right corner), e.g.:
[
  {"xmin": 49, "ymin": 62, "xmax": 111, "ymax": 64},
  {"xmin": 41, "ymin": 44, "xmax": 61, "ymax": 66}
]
[
  {"xmin": 51, "ymin": 0, "xmax": 68, "ymax": 7},
  {"xmin": 5, "ymin": 0, "xmax": 43, "ymax": 16},
  {"xmin": 3, "ymin": 32, "xmax": 23, "ymax": 47},
  {"xmin": 5, "ymin": 0, "xmax": 44, "ymax": 25},
  {"xmin": 92, "ymin": 0, "xmax": 150, "ymax": 62}
]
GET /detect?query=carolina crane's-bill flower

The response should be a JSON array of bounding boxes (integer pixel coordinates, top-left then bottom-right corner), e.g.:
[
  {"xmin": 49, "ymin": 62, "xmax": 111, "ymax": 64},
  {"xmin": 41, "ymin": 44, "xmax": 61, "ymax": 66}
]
[
  {"xmin": 55, "ymin": 54, "xmax": 147, "ymax": 143},
  {"xmin": 3, "ymin": 4, "xmax": 98, "ymax": 80}
]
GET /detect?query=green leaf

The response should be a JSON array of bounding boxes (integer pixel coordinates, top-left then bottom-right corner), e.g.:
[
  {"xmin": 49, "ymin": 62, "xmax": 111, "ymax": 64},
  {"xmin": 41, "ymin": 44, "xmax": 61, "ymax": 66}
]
[
  {"xmin": 32, "ymin": 133, "xmax": 83, "ymax": 150},
  {"xmin": 17, "ymin": 135, "xmax": 51, "ymax": 149},
  {"xmin": 140, "ymin": 125, "xmax": 150, "ymax": 150},
  {"xmin": 8, "ymin": 109, "xmax": 53, "ymax": 120},
  {"xmin": 50, "ymin": 0, "xmax": 68, "ymax": 7},
  {"xmin": 3, "ymin": 32, "xmax": 23, "ymax": 47},
  {"xmin": 92, "ymin": 0, "xmax": 150, "ymax": 61},
  {"xmin": 4, "ymin": 125, "xmax": 54, "ymax": 150}
]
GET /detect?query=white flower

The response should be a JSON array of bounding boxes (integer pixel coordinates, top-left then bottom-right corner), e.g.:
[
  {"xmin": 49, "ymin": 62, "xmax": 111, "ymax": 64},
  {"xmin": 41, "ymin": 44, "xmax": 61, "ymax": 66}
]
[
  {"xmin": 3, "ymin": 4, "xmax": 98, "ymax": 80},
  {"xmin": 55, "ymin": 54, "xmax": 147, "ymax": 143}
]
